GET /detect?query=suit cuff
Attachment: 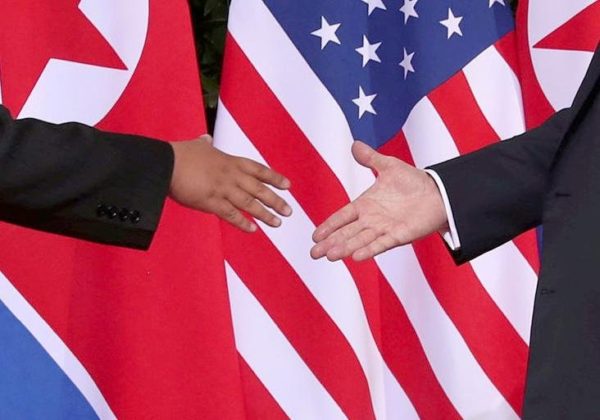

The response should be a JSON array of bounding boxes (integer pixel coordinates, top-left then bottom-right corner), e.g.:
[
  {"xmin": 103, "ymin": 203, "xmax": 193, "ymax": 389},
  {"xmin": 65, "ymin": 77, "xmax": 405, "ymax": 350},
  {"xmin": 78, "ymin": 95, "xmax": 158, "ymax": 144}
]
[{"xmin": 424, "ymin": 169, "xmax": 461, "ymax": 250}]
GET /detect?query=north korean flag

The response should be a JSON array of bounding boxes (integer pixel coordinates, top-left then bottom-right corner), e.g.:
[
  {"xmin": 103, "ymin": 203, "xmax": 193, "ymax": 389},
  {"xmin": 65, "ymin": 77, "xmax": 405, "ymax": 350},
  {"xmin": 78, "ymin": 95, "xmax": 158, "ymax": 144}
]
[{"xmin": 0, "ymin": 2, "xmax": 246, "ymax": 418}]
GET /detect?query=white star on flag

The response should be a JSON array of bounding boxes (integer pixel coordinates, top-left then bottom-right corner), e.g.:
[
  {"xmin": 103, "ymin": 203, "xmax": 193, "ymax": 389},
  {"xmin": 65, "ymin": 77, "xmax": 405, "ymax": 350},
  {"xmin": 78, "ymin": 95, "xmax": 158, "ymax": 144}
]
[
  {"xmin": 399, "ymin": 0, "xmax": 419, "ymax": 24},
  {"xmin": 440, "ymin": 8, "xmax": 463, "ymax": 39},
  {"xmin": 399, "ymin": 48, "xmax": 415, "ymax": 79},
  {"xmin": 361, "ymin": 0, "xmax": 387, "ymax": 16},
  {"xmin": 488, "ymin": 0, "xmax": 505, "ymax": 7},
  {"xmin": 355, "ymin": 35, "xmax": 382, "ymax": 67},
  {"xmin": 311, "ymin": 17, "xmax": 341, "ymax": 49},
  {"xmin": 353, "ymin": 86, "xmax": 377, "ymax": 118}
]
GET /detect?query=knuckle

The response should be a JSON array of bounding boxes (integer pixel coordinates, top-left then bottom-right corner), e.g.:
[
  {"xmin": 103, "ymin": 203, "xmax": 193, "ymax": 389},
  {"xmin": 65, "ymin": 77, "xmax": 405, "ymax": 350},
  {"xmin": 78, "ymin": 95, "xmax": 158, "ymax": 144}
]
[
  {"xmin": 257, "ymin": 166, "xmax": 271, "ymax": 179},
  {"xmin": 221, "ymin": 165, "xmax": 233, "ymax": 176},
  {"xmin": 254, "ymin": 184, "xmax": 270, "ymax": 198},
  {"xmin": 242, "ymin": 195, "xmax": 255, "ymax": 208},
  {"xmin": 274, "ymin": 197, "xmax": 287, "ymax": 210},
  {"xmin": 238, "ymin": 159, "xmax": 255, "ymax": 173},
  {"xmin": 206, "ymin": 187, "xmax": 217, "ymax": 199},
  {"xmin": 224, "ymin": 208, "xmax": 239, "ymax": 221}
]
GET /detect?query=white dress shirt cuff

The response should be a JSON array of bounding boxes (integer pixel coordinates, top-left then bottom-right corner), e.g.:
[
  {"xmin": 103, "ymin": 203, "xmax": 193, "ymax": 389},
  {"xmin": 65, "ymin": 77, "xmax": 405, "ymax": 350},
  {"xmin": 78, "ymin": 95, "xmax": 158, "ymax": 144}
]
[{"xmin": 424, "ymin": 169, "xmax": 461, "ymax": 251}]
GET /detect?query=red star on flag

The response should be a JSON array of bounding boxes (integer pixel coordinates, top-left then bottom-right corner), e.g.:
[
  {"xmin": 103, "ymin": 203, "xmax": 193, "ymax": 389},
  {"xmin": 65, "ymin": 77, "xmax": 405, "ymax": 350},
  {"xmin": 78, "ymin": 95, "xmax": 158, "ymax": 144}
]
[
  {"xmin": 0, "ymin": 1, "xmax": 127, "ymax": 116},
  {"xmin": 534, "ymin": 1, "xmax": 600, "ymax": 53}
]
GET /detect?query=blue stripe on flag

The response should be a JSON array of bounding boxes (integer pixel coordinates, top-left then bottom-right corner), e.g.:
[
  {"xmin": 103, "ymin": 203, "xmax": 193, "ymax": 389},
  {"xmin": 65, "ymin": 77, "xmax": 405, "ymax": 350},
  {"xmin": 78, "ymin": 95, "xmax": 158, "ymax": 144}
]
[{"xmin": 0, "ymin": 301, "xmax": 98, "ymax": 419}]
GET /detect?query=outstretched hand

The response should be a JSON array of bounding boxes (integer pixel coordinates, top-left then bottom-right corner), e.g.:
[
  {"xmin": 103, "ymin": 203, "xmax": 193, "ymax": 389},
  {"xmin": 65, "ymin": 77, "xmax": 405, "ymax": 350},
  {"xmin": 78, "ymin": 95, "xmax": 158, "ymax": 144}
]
[
  {"xmin": 311, "ymin": 141, "xmax": 448, "ymax": 261},
  {"xmin": 169, "ymin": 135, "xmax": 292, "ymax": 232}
]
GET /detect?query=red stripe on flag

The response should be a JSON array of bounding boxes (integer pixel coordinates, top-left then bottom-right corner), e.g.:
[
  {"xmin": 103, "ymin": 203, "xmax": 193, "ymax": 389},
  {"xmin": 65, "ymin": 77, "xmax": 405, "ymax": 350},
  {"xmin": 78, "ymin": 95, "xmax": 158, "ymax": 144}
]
[
  {"xmin": 223, "ymin": 225, "xmax": 377, "ymax": 420},
  {"xmin": 413, "ymin": 237, "xmax": 527, "ymax": 415},
  {"xmin": 515, "ymin": 1, "xmax": 557, "ymax": 128},
  {"xmin": 429, "ymin": 71, "xmax": 498, "ymax": 154},
  {"xmin": 221, "ymin": 35, "xmax": 460, "ymax": 419},
  {"xmin": 238, "ymin": 354, "xmax": 289, "ymax": 420},
  {"xmin": 429, "ymin": 71, "xmax": 540, "ymax": 273},
  {"xmin": 495, "ymin": 32, "xmax": 520, "ymax": 80},
  {"xmin": 382, "ymin": 133, "xmax": 528, "ymax": 416},
  {"xmin": 345, "ymin": 259, "xmax": 461, "ymax": 419}
]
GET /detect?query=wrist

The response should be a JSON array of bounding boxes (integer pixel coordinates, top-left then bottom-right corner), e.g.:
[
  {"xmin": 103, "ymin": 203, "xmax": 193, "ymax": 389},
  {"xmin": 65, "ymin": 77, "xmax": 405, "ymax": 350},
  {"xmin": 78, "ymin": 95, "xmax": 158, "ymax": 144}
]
[
  {"xmin": 168, "ymin": 142, "xmax": 181, "ymax": 196},
  {"xmin": 424, "ymin": 169, "xmax": 461, "ymax": 249},
  {"xmin": 424, "ymin": 172, "xmax": 449, "ymax": 231}
]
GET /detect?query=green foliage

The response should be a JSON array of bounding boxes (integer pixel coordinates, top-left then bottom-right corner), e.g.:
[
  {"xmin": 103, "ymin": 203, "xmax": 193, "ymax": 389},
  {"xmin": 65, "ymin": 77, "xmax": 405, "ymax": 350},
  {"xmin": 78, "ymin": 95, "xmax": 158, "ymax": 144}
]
[
  {"xmin": 190, "ymin": 0, "xmax": 518, "ymax": 127},
  {"xmin": 189, "ymin": 0, "xmax": 230, "ymax": 129}
]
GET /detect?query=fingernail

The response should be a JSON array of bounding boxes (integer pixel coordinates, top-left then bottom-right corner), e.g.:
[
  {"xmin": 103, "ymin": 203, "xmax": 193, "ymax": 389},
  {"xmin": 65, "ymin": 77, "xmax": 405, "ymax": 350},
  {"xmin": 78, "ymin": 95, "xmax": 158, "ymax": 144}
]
[
  {"xmin": 249, "ymin": 223, "xmax": 258, "ymax": 232},
  {"xmin": 272, "ymin": 217, "xmax": 282, "ymax": 227},
  {"xmin": 282, "ymin": 179, "xmax": 291, "ymax": 189},
  {"xmin": 283, "ymin": 205, "xmax": 292, "ymax": 216},
  {"xmin": 311, "ymin": 245, "xmax": 322, "ymax": 258}
]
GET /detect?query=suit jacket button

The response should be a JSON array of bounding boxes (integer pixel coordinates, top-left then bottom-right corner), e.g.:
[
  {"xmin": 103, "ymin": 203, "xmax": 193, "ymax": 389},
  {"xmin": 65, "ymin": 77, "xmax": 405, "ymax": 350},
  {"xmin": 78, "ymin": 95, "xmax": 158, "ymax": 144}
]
[
  {"xmin": 130, "ymin": 210, "xmax": 141, "ymax": 224},
  {"xmin": 119, "ymin": 208, "xmax": 130, "ymax": 222},
  {"xmin": 96, "ymin": 204, "xmax": 106, "ymax": 217},
  {"xmin": 106, "ymin": 206, "xmax": 118, "ymax": 219}
]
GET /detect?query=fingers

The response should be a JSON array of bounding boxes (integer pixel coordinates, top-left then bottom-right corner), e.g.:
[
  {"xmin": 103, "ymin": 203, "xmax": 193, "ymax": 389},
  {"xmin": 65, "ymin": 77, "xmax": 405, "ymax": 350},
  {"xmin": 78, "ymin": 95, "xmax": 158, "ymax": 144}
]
[
  {"xmin": 312, "ymin": 203, "xmax": 358, "ymax": 243},
  {"xmin": 217, "ymin": 201, "xmax": 257, "ymax": 233},
  {"xmin": 314, "ymin": 231, "xmax": 397, "ymax": 262},
  {"xmin": 228, "ymin": 190, "xmax": 283, "ymax": 228},
  {"xmin": 239, "ymin": 177, "xmax": 292, "ymax": 217},
  {"xmin": 310, "ymin": 220, "xmax": 364, "ymax": 259},
  {"xmin": 321, "ymin": 227, "xmax": 379, "ymax": 261},
  {"xmin": 241, "ymin": 159, "xmax": 291, "ymax": 190},
  {"xmin": 352, "ymin": 234, "xmax": 398, "ymax": 261}
]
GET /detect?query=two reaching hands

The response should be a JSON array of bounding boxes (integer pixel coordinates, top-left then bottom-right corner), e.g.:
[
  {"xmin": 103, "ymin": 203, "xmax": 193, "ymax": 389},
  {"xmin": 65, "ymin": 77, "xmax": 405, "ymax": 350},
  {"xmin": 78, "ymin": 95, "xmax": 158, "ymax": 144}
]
[
  {"xmin": 311, "ymin": 141, "xmax": 448, "ymax": 261},
  {"xmin": 169, "ymin": 136, "xmax": 447, "ymax": 261},
  {"xmin": 169, "ymin": 135, "xmax": 292, "ymax": 232}
]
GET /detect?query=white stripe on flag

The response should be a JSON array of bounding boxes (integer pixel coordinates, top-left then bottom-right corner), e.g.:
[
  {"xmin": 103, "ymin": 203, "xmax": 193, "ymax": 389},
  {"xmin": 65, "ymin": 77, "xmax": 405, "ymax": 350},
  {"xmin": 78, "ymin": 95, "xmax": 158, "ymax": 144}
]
[
  {"xmin": 464, "ymin": 45, "xmax": 526, "ymax": 140},
  {"xmin": 402, "ymin": 97, "xmax": 459, "ymax": 168},
  {"xmin": 0, "ymin": 272, "xmax": 116, "ymax": 420},
  {"xmin": 225, "ymin": 263, "xmax": 346, "ymax": 420},
  {"xmin": 403, "ymin": 97, "xmax": 537, "ymax": 343},
  {"xmin": 376, "ymin": 248, "xmax": 519, "ymax": 419},
  {"xmin": 216, "ymin": 103, "xmax": 419, "ymax": 419},
  {"xmin": 227, "ymin": 0, "xmax": 374, "ymax": 201},
  {"xmin": 470, "ymin": 249, "xmax": 536, "ymax": 344}
]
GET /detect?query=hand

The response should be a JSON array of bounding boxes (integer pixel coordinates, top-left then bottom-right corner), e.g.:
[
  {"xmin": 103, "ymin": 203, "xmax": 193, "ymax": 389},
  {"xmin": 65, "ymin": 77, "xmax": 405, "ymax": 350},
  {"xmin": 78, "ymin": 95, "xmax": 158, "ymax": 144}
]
[
  {"xmin": 169, "ymin": 135, "xmax": 292, "ymax": 232},
  {"xmin": 311, "ymin": 141, "xmax": 447, "ymax": 261}
]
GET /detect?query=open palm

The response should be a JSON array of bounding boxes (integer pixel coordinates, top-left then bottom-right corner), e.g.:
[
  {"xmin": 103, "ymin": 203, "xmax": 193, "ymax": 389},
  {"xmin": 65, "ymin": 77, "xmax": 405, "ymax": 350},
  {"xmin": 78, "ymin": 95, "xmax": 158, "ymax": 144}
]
[{"xmin": 311, "ymin": 141, "xmax": 448, "ymax": 261}]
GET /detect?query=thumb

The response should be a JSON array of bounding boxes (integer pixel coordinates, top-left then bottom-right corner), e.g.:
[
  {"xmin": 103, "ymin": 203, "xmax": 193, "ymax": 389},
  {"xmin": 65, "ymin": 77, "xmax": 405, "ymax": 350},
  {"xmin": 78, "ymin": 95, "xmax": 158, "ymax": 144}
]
[
  {"xmin": 352, "ymin": 141, "xmax": 388, "ymax": 171},
  {"xmin": 199, "ymin": 134, "xmax": 214, "ymax": 146}
]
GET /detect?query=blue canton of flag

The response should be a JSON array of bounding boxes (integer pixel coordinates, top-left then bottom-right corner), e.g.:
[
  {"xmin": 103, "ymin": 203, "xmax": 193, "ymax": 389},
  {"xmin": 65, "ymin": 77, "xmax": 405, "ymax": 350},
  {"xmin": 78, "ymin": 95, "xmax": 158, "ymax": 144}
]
[{"xmin": 263, "ymin": 0, "xmax": 514, "ymax": 148}]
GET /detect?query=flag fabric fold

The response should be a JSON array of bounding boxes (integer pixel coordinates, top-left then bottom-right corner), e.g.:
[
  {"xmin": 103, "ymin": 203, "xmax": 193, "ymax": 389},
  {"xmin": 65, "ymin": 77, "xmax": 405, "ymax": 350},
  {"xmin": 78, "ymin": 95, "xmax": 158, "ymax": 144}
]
[{"xmin": 215, "ymin": 0, "xmax": 539, "ymax": 418}]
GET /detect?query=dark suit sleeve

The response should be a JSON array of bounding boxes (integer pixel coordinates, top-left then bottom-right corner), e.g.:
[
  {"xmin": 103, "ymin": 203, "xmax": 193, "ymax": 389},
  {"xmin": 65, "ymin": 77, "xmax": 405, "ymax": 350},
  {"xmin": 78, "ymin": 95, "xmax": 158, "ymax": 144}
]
[
  {"xmin": 429, "ymin": 107, "xmax": 572, "ymax": 264},
  {"xmin": 429, "ymin": 45, "xmax": 600, "ymax": 264},
  {"xmin": 0, "ymin": 105, "xmax": 174, "ymax": 250}
]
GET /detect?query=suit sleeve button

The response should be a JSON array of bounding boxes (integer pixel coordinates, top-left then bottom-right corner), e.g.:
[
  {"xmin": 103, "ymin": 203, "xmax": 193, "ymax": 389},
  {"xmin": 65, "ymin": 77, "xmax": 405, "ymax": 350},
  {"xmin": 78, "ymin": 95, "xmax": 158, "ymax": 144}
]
[
  {"xmin": 106, "ymin": 206, "xmax": 118, "ymax": 219},
  {"xmin": 96, "ymin": 203, "xmax": 107, "ymax": 217},
  {"xmin": 130, "ymin": 210, "xmax": 141, "ymax": 224},
  {"xmin": 119, "ymin": 208, "xmax": 130, "ymax": 222}
]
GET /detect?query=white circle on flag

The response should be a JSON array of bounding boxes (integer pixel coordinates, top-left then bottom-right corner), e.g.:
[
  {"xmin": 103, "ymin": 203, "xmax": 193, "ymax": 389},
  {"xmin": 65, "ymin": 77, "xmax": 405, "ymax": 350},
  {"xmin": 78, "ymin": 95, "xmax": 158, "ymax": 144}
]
[
  {"xmin": 528, "ymin": 0, "xmax": 595, "ymax": 111},
  {"xmin": 18, "ymin": 0, "xmax": 149, "ymax": 126}
]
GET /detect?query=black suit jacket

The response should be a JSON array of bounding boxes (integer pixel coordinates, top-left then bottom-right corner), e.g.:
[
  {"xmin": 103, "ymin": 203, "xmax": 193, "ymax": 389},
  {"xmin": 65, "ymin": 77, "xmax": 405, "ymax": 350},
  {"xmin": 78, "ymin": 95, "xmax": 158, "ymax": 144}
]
[
  {"xmin": 431, "ymin": 46, "xmax": 600, "ymax": 418},
  {"xmin": 0, "ymin": 106, "xmax": 174, "ymax": 249}
]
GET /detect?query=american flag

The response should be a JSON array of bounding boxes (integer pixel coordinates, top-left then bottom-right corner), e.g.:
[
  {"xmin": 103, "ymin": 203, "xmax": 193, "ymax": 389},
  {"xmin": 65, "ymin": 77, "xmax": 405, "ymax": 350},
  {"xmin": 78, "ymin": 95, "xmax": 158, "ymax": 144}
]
[{"xmin": 215, "ymin": 0, "xmax": 540, "ymax": 418}]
